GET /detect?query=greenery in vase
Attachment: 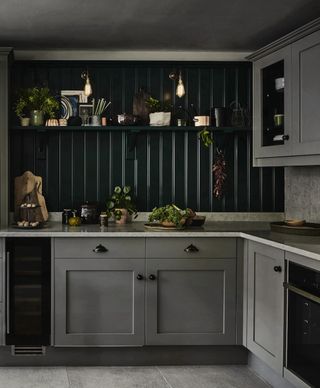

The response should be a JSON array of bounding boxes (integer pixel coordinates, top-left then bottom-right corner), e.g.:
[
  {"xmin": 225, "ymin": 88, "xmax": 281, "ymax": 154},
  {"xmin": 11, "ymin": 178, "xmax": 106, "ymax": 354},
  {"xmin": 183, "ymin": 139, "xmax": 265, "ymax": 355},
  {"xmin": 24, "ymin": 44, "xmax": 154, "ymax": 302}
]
[
  {"xmin": 106, "ymin": 186, "xmax": 138, "ymax": 220},
  {"xmin": 145, "ymin": 96, "xmax": 172, "ymax": 113},
  {"xmin": 148, "ymin": 204, "xmax": 192, "ymax": 227},
  {"xmin": 15, "ymin": 87, "xmax": 59, "ymax": 119}
]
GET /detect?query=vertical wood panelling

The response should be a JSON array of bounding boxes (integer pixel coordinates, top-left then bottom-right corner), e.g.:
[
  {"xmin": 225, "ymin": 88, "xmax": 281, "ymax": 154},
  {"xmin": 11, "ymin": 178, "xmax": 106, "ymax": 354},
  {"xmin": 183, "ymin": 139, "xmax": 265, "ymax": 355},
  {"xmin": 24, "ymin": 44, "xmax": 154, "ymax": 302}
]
[
  {"xmin": 10, "ymin": 60, "xmax": 284, "ymax": 212},
  {"xmin": 10, "ymin": 128, "xmax": 284, "ymax": 213},
  {"xmin": 73, "ymin": 131, "xmax": 85, "ymax": 208}
]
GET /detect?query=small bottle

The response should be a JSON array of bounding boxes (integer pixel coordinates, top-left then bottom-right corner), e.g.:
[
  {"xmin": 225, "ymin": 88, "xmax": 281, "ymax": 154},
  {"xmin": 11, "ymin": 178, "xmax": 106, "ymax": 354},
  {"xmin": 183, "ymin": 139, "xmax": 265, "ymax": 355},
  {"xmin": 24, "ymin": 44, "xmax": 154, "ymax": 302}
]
[
  {"xmin": 101, "ymin": 117, "xmax": 107, "ymax": 126},
  {"xmin": 62, "ymin": 209, "xmax": 72, "ymax": 225}
]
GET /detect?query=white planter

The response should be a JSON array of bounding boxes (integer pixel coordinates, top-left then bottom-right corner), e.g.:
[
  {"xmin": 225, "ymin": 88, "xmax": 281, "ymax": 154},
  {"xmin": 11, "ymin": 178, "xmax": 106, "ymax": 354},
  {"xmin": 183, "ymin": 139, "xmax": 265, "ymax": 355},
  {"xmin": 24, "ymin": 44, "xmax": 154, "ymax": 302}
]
[{"xmin": 149, "ymin": 112, "xmax": 171, "ymax": 126}]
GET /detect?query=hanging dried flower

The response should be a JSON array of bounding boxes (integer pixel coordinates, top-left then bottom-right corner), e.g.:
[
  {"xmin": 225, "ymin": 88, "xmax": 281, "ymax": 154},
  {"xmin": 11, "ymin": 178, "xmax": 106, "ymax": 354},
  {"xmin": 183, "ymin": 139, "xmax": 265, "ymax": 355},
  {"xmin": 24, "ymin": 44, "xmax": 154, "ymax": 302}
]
[{"xmin": 212, "ymin": 149, "xmax": 227, "ymax": 199}]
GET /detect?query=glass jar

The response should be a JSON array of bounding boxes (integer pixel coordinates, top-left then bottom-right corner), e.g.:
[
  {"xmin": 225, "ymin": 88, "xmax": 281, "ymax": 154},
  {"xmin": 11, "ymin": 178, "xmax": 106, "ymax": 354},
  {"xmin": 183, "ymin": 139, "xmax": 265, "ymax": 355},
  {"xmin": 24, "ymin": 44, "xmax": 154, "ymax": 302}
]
[
  {"xmin": 99, "ymin": 213, "xmax": 109, "ymax": 227},
  {"xmin": 30, "ymin": 110, "xmax": 44, "ymax": 126}
]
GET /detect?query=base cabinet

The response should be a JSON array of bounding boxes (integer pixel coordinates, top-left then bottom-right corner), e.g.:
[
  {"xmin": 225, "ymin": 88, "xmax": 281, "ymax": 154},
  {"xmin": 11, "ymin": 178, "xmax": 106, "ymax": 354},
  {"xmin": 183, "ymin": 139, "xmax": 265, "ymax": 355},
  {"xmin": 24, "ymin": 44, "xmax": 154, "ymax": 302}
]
[
  {"xmin": 146, "ymin": 258, "xmax": 237, "ymax": 345},
  {"xmin": 246, "ymin": 241, "xmax": 284, "ymax": 374},
  {"xmin": 54, "ymin": 258, "xmax": 145, "ymax": 346}
]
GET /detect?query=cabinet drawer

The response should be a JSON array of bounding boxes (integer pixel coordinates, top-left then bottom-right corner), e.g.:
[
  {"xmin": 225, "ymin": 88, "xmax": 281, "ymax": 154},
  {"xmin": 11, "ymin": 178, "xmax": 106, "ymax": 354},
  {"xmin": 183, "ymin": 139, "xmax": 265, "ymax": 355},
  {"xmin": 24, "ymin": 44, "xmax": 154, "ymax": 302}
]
[
  {"xmin": 146, "ymin": 238, "xmax": 236, "ymax": 259},
  {"xmin": 54, "ymin": 238, "xmax": 145, "ymax": 259}
]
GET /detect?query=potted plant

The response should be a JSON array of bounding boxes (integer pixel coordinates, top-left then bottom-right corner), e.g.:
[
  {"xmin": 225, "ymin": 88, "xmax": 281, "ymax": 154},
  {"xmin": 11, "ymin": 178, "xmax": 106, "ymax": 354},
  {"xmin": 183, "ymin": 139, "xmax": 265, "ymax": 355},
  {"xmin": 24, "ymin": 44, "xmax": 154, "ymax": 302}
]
[
  {"xmin": 15, "ymin": 97, "xmax": 30, "ymax": 126},
  {"xmin": 15, "ymin": 87, "xmax": 59, "ymax": 126},
  {"xmin": 146, "ymin": 96, "xmax": 172, "ymax": 126},
  {"xmin": 106, "ymin": 186, "xmax": 137, "ymax": 224}
]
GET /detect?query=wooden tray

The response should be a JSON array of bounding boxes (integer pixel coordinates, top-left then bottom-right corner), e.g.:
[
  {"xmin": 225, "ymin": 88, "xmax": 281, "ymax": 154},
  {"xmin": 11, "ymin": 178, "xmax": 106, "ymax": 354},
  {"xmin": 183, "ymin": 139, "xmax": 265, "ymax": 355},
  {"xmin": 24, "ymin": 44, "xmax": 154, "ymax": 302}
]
[
  {"xmin": 270, "ymin": 222, "xmax": 320, "ymax": 236},
  {"xmin": 12, "ymin": 223, "xmax": 45, "ymax": 230},
  {"xmin": 144, "ymin": 223, "xmax": 185, "ymax": 231}
]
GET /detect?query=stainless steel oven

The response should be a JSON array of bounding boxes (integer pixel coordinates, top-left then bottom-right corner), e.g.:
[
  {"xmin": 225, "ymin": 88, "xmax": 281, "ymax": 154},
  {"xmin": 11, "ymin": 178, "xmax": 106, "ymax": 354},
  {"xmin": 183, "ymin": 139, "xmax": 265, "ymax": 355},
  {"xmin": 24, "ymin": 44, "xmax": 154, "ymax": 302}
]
[{"xmin": 285, "ymin": 262, "xmax": 320, "ymax": 388}]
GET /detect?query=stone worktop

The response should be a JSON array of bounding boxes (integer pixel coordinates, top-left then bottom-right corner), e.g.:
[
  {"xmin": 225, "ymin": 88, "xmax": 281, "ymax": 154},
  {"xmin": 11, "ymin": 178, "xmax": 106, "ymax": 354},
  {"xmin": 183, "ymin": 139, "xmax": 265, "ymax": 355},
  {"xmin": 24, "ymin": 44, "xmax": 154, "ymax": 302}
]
[
  {"xmin": 2, "ymin": 221, "xmax": 320, "ymax": 262},
  {"xmin": 0, "ymin": 221, "xmax": 270, "ymax": 237}
]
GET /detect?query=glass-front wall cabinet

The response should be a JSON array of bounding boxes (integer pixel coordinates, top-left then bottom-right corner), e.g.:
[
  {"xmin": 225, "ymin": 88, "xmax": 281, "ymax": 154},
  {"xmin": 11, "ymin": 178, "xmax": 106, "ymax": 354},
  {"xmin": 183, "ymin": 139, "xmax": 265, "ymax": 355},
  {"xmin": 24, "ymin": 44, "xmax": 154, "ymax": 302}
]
[
  {"xmin": 262, "ymin": 60, "xmax": 285, "ymax": 147},
  {"xmin": 253, "ymin": 46, "xmax": 292, "ymax": 159}
]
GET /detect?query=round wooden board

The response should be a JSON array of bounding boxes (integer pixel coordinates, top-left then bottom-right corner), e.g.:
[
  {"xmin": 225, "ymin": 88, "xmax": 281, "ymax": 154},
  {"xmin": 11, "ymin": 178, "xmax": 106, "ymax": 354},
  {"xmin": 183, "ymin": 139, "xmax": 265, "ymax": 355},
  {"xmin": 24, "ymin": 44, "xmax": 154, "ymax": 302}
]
[
  {"xmin": 144, "ymin": 223, "xmax": 184, "ymax": 231},
  {"xmin": 270, "ymin": 222, "xmax": 320, "ymax": 236}
]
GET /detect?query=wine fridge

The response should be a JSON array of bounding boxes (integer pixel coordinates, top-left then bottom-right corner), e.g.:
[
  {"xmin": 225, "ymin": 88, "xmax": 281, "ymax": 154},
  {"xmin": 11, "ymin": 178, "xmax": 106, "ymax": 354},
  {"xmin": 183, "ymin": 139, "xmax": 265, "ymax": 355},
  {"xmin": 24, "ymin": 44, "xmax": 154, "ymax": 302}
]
[{"xmin": 6, "ymin": 238, "xmax": 51, "ymax": 346}]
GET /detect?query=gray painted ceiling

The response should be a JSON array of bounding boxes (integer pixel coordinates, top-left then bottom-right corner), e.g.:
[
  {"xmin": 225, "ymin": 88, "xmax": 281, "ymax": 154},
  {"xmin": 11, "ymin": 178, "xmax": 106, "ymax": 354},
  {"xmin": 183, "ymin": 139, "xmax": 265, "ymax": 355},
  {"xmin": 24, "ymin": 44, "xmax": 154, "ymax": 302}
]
[{"xmin": 0, "ymin": 0, "xmax": 320, "ymax": 51}]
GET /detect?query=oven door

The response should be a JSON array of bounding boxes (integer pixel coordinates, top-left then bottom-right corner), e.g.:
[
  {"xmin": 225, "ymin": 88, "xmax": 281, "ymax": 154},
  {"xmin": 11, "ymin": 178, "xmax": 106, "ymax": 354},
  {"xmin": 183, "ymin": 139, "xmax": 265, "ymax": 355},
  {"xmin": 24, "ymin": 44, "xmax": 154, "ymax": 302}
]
[{"xmin": 286, "ymin": 283, "xmax": 320, "ymax": 387}]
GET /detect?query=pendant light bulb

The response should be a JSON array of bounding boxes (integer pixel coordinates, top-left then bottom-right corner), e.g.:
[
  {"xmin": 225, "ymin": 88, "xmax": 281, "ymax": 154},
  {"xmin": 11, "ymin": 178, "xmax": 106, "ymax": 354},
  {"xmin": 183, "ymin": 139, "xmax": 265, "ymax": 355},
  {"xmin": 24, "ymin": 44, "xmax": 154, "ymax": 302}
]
[
  {"xmin": 176, "ymin": 72, "xmax": 185, "ymax": 98},
  {"xmin": 84, "ymin": 74, "xmax": 92, "ymax": 97}
]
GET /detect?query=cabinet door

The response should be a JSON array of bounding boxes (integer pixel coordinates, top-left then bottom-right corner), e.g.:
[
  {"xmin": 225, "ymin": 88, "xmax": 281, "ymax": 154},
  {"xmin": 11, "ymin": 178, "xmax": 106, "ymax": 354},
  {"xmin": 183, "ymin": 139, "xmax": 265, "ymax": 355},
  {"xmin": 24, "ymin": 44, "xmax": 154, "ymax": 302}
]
[
  {"xmin": 292, "ymin": 30, "xmax": 320, "ymax": 156},
  {"xmin": 146, "ymin": 258, "xmax": 236, "ymax": 345},
  {"xmin": 247, "ymin": 242, "xmax": 284, "ymax": 374},
  {"xmin": 253, "ymin": 46, "xmax": 292, "ymax": 159},
  {"xmin": 54, "ymin": 258, "xmax": 145, "ymax": 346}
]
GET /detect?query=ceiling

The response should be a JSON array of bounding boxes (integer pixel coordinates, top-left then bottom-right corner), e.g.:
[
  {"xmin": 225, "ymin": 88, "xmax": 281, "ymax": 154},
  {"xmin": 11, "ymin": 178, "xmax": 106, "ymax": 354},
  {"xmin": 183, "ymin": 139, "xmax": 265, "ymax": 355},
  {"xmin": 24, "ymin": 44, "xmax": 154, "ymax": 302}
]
[{"xmin": 0, "ymin": 0, "xmax": 320, "ymax": 51}]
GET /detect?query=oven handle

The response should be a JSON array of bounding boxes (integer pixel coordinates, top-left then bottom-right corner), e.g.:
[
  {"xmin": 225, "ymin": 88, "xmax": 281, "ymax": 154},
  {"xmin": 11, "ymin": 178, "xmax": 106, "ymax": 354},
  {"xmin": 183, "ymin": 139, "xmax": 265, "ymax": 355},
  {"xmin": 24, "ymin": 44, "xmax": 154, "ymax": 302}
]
[{"xmin": 284, "ymin": 282, "xmax": 320, "ymax": 305}]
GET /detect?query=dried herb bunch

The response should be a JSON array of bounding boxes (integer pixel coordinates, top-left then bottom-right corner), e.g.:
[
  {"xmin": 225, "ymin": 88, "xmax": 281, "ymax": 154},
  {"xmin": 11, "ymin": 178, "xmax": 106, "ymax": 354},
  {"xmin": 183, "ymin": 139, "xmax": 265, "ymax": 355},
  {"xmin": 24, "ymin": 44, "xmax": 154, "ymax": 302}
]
[{"xmin": 212, "ymin": 149, "xmax": 227, "ymax": 199}]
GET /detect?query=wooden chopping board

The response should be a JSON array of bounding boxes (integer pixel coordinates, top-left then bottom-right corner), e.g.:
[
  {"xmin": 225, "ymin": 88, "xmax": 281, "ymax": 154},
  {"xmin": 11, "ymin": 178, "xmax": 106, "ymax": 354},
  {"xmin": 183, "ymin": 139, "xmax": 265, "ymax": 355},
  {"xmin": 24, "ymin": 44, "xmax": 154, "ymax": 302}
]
[{"xmin": 14, "ymin": 171, "xmax": 49, "ymax": 222}]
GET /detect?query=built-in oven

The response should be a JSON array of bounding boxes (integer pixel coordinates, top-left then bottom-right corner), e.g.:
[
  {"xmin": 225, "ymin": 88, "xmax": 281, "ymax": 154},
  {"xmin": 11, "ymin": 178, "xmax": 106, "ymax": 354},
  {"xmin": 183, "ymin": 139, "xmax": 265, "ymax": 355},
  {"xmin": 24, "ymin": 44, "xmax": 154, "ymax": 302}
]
[
  {"xmin": 285, "ymin": 262, "xmax": 320, "ymax": 388},
  {"xmin": 6, "ymin": 238, "xmax": 51, "ymax": 346}
]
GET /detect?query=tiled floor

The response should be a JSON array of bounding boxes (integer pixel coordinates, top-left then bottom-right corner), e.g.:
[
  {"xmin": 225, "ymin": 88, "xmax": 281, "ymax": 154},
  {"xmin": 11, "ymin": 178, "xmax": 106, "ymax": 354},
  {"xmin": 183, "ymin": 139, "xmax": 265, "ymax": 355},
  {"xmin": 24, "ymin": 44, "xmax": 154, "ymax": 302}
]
[{"xmin": 0, "ymin": 365, "xmax": 271, "ymax": 388}]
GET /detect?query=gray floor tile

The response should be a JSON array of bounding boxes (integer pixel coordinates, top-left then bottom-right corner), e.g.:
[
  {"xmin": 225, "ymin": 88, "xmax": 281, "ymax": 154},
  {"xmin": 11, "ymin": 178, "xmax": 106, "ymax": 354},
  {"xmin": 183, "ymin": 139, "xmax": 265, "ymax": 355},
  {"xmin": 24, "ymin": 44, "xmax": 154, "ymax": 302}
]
[
  {"xmin": 67, "ymin": 366, "xmax": 169, "ymax": 388},
  {"xmin": 0, "ymin": 367, "xmax": 70, "ymax": 388},
  {"xmin": 158, "ymin": 365, "xmax": 271, "ymax": 388}
]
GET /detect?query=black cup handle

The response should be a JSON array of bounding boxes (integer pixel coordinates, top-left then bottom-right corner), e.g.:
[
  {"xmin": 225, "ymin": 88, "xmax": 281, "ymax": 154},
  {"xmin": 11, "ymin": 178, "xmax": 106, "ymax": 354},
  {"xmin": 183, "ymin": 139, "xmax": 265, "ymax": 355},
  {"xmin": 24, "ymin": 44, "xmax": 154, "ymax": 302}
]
[
  {"xmin": 93, "ymin": 244, "xmax": 108, "ymax": 253},
  {"xmin": 184, "ymin": 244, "xmax": 199, "ymax": 253}
]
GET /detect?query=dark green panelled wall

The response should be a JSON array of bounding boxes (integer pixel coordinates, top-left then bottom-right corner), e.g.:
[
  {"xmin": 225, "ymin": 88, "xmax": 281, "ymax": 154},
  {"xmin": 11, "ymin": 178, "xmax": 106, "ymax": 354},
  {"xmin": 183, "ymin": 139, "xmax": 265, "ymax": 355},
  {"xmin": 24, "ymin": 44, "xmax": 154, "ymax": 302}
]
[{"xmin": 10, "ymin": 61, "xmax": 284, "ymax": 212}]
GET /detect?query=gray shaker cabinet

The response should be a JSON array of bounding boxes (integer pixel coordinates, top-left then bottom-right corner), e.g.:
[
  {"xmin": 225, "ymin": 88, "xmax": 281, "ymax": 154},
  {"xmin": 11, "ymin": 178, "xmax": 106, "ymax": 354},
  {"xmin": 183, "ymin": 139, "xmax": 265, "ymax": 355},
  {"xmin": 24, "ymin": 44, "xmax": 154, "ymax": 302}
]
[
  {"xmin": 246, "ymin": 241, "xmax": 285, "ymax": 374},
  {"xmin": 291, "ymin": 29, "xmax": 320, "ymax": 156},
  {"xmin": 250, "ymin": 20, "xmax": 320, "ymax": 166},
  {"xmin": 54, "ymin": 258, "xmax": 145, "ymax": 346},
  {"xmin": 0, "ymin": 239, "xmax": 3, "ymax": 345},
  {"xmin": 146, "ymin": 258, "xmax": 237, "ymax": 345}
]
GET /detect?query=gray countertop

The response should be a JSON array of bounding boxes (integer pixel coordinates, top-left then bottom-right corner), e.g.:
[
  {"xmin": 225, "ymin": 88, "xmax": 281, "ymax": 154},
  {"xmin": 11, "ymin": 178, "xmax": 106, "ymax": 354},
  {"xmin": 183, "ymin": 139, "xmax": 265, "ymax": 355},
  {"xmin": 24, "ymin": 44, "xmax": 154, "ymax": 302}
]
[
  {"xmin": 2, "ymin": 221, "xmax": 320, "ymax": 262},
  {"xmin": 0, "ymin": 221, "xmax": 271, "ymax": 237}
]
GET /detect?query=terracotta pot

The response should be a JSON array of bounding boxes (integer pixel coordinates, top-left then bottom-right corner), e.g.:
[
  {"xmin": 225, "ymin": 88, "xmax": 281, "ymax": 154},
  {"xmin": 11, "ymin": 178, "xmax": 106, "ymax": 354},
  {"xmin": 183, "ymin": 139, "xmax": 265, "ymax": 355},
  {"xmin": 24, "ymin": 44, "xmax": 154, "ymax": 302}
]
[{"xmin": 115, "ymin": 209, "xmax": 132, "ymax": 224}]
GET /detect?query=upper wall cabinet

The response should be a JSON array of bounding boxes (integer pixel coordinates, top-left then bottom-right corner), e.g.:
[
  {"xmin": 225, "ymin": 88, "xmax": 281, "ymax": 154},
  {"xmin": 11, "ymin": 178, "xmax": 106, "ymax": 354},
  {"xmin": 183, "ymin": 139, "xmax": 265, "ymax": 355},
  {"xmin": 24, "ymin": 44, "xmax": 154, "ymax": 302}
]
[
  {"xmin": 250, "ymin": 19, "xmax": 320, "ymax": 166},
  {"xmin": 291, "ymin": 30, "xmax": 320, "ymax": 156}
]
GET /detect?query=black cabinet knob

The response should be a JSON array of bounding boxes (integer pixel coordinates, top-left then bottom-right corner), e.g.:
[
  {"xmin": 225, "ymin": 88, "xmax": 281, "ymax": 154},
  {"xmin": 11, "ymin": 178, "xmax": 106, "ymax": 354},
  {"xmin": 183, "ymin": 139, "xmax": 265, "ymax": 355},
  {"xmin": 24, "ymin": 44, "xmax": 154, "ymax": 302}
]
[
  {"xmin": 93, "ymin": 244, "xmax": 108, "ymax": 253},
  {"xmin": 136, "ymin": 274, "xmax": 144, "ymax": 280},
  {"xmin": 149, "ymin": 274, "xmax": 156, "ymax": 280},
  {"xmin": 184, "ymin": 244, "xmax": 199, "ymax": 253},
  {"xmin": 274, "ymin": 266, "xmax": 282, "ymax": 273},
  {"xmin": 282, "ymin": 135, "xmax": 289, "ymax": 141}
]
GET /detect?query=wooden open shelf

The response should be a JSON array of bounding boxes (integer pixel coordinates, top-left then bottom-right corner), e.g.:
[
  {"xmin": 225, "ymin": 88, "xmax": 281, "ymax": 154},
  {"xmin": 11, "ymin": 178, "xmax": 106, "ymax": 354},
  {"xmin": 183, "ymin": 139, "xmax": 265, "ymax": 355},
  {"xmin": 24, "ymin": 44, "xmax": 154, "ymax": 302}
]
[{"xmin": 11, "ymin": 125, "xmax": 251, "ymax": 132}]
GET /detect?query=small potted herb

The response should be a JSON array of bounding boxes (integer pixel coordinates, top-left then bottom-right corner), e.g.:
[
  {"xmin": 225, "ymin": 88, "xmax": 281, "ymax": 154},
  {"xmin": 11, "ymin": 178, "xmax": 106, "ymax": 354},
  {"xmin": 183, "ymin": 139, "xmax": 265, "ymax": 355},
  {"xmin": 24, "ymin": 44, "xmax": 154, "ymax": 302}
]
[
  {"xmin": 146, "ymin": 96, "xmax": 172, "ymax": 126},
  {"xmin": 15, "ymin": 87, "xmax": 59, "ymax": 126},
  {"xmin": 106, "ymin": 186, "xmax": 138, "ymax": 224},
  {"xmin": 148, "ymin": 204, "xmax": 192, "ymax": 228}
]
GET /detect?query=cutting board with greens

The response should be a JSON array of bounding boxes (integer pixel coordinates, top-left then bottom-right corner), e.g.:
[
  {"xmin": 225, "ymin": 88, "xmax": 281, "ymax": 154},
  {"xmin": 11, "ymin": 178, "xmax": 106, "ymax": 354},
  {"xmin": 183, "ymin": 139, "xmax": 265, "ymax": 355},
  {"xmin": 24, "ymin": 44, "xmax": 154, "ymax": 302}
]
[{"xmin": 145, "ymin": 205, "xmax": 206, "ymax": 229}]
